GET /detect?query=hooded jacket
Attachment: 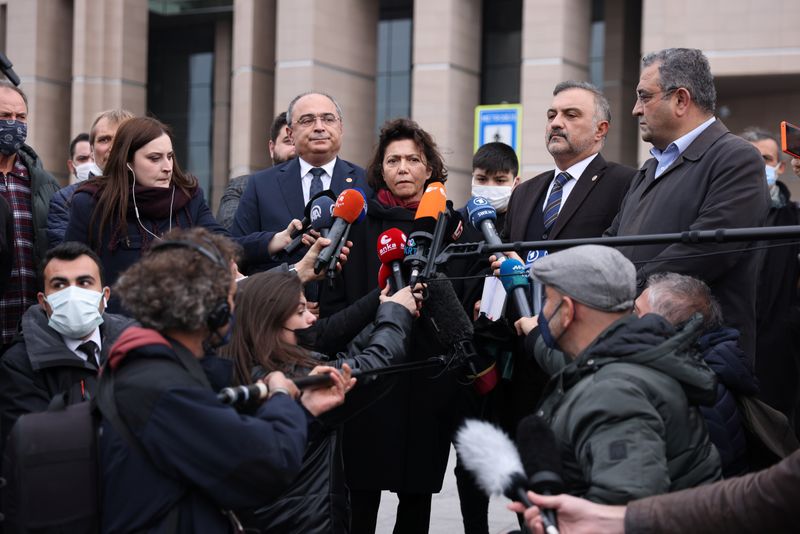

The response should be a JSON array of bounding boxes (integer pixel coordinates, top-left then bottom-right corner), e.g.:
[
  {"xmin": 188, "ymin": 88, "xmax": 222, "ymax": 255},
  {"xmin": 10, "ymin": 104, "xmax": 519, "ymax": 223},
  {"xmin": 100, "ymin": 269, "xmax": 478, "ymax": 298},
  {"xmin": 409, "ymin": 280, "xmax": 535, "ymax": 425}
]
[
  {"xmin": 533, "ymin": 313, "xmax": 722, "ymax": 504},
  {"xmin": 0, "ymin": 304, "xmax": 133, "ymax": 452},
  {"xmin": 99, "ymin": 327, "xmax": 312, "ymax": 533}
]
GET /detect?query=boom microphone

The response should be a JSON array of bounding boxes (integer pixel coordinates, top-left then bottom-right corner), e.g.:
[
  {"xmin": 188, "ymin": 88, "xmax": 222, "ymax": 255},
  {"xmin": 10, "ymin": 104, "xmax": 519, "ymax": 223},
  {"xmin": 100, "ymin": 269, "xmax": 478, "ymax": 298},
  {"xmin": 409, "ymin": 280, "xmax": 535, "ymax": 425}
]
[
  {"xmin": 0, "ymin": 52, "xmax": 20, "ymax": 86},
  {"xmin": 499, "ymin": 258, "xmax": 533, "ymax": 318},
  {"xmin": 516, "ymin": 414, "xmax": 565, "ymax": 534},
  {"xmin": 455, "ymin": 420, "xmax": 560, "ymax": 534},
  {"xmin": 314, "ymin": 189, "xmax": 365, "ymax": 273},
  {"xmin": 377, "ymin": 228, "xmax": 407, "ymax": 291},
  {"xmin": 218, "ymin": 371, "xmax": 364, "ymax": 407},
  {"xmin": 466, "ymin": 196, "xmax": 505, "ymax": 261},
  {"xmin": 404, "ymin": 182, "xmax": 447, "ymax": 285}
]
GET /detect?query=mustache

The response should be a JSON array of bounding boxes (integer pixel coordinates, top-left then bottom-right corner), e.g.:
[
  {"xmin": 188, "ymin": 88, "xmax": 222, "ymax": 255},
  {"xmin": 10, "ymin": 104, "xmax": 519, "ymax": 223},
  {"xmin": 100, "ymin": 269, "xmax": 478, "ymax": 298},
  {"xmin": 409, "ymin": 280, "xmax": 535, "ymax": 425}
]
[{"xmin": 548, "ymin": 129, "xmax": 568, "ymax": 142}]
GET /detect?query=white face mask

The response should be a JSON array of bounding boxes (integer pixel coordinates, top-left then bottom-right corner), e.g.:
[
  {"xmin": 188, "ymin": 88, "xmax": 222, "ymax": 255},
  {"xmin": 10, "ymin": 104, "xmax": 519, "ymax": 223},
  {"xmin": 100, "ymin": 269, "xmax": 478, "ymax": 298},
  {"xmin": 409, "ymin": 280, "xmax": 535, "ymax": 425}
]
[
  {"xmin": 45, "ymin": 286, "xmax": 105, "ymax": 339},
  {"xmin": 765, "ymin": 164, "xmax": 779, "ymax": 187},
  {"xmin": 74, "ymin": 162, "xmax": 95, "ymax": 182},
  {"xmin": 88, "ymin": 161, "xmax": 104, "ymax": 178},
  {"xmin": 471, "ymin": 184, "xmax": 513, "ymax": 212}
]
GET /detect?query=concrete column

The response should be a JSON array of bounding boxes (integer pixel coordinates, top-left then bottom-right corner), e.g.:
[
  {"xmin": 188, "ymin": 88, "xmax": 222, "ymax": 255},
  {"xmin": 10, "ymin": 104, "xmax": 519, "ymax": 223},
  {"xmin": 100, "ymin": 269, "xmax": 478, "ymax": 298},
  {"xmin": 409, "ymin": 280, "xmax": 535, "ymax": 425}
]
[
  {"xmin": 520, "ymin": 0, "xmax": 592, "ymax": 177},
  {"xmin": 274, "ymin": 0, "xmax": 378, "ymax": 169},
  {"xmin": 230, "ymin": 0, "xmax": 276, "ymax": 178},
  {"xmin": 411, "ymin": 0, "xmax": 481, "ymax": 208},
  {"xmin": 6, "ymin": 0, "xmax": 74, "ymax": 181},
  {"xmin": 602, "ymin": 0, "xmax": 641, "ymax": 168},
  {"xmin": 70, "ymin": 0, "xmax": 148, "ymax": 136},
  {"xmin": 211, "ymin": 18, "xmax": 232, "ymax": 210}
]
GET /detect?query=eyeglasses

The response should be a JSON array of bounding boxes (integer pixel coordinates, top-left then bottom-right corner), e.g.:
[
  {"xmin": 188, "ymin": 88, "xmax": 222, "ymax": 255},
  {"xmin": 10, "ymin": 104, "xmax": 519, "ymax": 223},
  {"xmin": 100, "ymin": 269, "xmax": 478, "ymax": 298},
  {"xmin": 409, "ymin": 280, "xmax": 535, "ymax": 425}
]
[
  {"xmin": 635, "ymin": 88, "xmax": 677, "ymax": 104},
  {"xmin": 294, "ymin": 113, "xmax": 340, "ymax": 128}
]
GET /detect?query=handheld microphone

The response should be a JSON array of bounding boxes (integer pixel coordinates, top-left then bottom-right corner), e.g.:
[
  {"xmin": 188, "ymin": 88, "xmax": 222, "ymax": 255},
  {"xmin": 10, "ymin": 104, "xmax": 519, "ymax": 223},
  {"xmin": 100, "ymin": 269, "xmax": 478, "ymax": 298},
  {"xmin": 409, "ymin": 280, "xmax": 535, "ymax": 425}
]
[
  {"xmin": 218, "ymin": 370, "xmax": 366, "ymax": 406},
  {"xmin": 454, "ymin": 420, "xmax": 560, "ymax": 534},
  {"xmin": 309, "ymin": 196, "xmax": 335, "ymax": 238},
  {"xmin": 466, "ymin": 196, "xmax": 505, "ymax": 261},
  {"xmin": 516, "ymin": 415, "xmax": 565, "ymax": 534},
  {"xmin": 352, "ymin": 187, "xmax": 369, "ymax": 224},
  {"xmin": 499, "ymin": 258, "xmax": 533, "ymax": 318},
  {"xmin": 421, "ymin": 275, "xmax": 496, "ymax": 393},
  {"xmin": 404, "ymin": 182, "xmax": 447, "ymax": 286},
  {"xmin": 378, "ymin": 262, "xmax": 392, "ymax": 290},
  {"xmin": 0, "ymin": 52, "xmax": 20, "ymax": 86},
  {"xmin": 377, "ymin": 228, "xmax": 407, "ymax": 291},
  {"xmin": 284, "ymin": 190, "xmax": 337, "ymax": 254},
  {"xmin": 314, "ymin": 189, "xmax": 365, "ymax": 274}
]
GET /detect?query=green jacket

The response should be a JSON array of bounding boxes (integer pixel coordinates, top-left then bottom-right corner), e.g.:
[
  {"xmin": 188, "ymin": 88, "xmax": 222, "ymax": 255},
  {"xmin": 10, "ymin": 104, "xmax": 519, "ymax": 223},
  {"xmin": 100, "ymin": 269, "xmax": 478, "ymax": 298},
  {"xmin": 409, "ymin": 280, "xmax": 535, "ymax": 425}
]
[
  {"xmin": 533, "ymin": 313, "xmax": 722, "ymax": 504},
  {"xmin": 16, "ymin": 144, "xmax": 59, "ymax": 267}
]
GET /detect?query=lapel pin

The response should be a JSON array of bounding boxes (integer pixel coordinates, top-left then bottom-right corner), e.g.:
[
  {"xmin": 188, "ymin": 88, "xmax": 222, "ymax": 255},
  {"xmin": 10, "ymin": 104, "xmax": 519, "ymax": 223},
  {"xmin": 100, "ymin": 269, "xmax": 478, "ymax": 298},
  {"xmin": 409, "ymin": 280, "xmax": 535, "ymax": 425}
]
[
  {"xmin": 591, "ymin": 174, "xmax": 598, "ymax": 182},
  {"xmin": 346, "ymin": 177, "xmax": 353, "ymax": 183}
]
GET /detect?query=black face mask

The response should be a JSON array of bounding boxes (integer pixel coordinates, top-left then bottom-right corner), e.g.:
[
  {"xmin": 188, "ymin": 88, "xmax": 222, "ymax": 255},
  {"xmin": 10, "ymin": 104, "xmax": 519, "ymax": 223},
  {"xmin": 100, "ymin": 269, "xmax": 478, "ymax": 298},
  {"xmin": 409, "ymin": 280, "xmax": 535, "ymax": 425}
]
[{"xmin": 285, "ymin": 325, "xmax": 318, "ymax": 350}]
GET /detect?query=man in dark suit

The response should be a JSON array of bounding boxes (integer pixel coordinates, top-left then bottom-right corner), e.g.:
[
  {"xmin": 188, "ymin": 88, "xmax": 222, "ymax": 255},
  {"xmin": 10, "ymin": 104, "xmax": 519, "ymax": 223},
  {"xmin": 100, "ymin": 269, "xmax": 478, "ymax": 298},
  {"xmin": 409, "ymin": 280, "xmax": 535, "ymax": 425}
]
[
  {"xmin": 232, "ymin": 92, "xmax": 370, "ymax": 276},
  {"xmin": 605, "ymin": 48, "xmax": 769, "ymax": 358},
  {"xmin": 501, "ymin": 81, "xmax": 635, "ymax": 256}
]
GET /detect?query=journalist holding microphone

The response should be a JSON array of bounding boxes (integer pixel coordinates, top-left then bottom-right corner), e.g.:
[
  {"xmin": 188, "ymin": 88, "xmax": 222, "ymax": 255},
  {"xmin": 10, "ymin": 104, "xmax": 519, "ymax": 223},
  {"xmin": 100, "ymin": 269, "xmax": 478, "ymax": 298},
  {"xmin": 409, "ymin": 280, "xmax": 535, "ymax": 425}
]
[
  {"xmin": 220, "ymin": 270, "xmax": 420, "ymax": 532},
  {"xmin": 98, "ymin": 228, "xmax": 349, "ymax": 533}
]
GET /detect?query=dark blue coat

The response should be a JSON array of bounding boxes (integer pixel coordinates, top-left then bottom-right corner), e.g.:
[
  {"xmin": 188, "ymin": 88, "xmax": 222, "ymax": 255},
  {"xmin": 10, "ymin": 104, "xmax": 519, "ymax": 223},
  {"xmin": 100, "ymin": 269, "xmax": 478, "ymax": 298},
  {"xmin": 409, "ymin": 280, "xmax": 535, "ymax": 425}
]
[
  {"xmin": 64, "ymin": 187, "xmax": 270, "ymax": 311},
  {"xmin": 697, "ymin": 328, "xmax": 760, "ymax": 477},
  {"xmin": 231, "ymin": 157, "xmax": 370, "ymax": 271},
  {"xmin": 100, "ymin": 328, "xmax": 311, "ymax": 533},
  {"xmin": 47, "ymin": 182, "xmax": 79, "ymax": 248}
]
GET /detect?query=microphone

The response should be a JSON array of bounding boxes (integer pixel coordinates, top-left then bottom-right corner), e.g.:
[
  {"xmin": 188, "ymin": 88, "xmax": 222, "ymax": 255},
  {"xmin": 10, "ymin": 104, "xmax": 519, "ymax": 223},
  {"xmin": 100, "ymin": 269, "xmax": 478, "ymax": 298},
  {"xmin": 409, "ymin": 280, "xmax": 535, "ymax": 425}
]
[
  {"xmin": 314, "ymin": 189, "xmax": 365, "ymax": 274},
  {"xmin": 377, "ymin": 228, "xmax": 407, "ymax": 292},
  {"xmin": 516, "ymin": 415, "xmax": 564, "ymax": 534},
  {"xmin": 352, "ymin": 187, "xmax": 369, "ymax": 224},
  {"xmin": 466, "ymin": 196, "xmax": 505, "ymax": 261},
  {"xmin": 218, "ymin": 370, "xmax": 365, "ymax": 406},
  {"xmin": 454, "ymin": 420, "xmax": 560, "ymax": 534},
  {"xmin": 0, "ymin": 52, "xmax": 20, "ymax": 86},
  {"xmin": 378, "ymin": 262, "xmax": 391, "ymax": 290},
  {"xmin": 499, "ymin": 258, "xmax": 533, "ymax": 318},
  {"xmin": 309, "ymin": 195, "xmax": 335, "ymax": 238},
  {"xmin": 404, "ymin": 182, "xmax": 447, "ymax": 286},
  {"xmin": 420, "ymin": 274, "xmax": 497, "ymax": 393},
  {"xmin": 283, "ymin": 190, "xmax": 337, "ymax": 254}
]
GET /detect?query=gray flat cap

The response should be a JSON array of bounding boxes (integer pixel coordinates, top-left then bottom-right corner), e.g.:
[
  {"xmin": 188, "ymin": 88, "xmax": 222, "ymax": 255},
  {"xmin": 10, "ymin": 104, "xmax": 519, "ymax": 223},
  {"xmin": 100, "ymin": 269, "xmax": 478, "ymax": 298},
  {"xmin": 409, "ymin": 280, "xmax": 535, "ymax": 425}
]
[{"xmin": 531, "ymin": 245, "xmax": 636, "ymax": 312}]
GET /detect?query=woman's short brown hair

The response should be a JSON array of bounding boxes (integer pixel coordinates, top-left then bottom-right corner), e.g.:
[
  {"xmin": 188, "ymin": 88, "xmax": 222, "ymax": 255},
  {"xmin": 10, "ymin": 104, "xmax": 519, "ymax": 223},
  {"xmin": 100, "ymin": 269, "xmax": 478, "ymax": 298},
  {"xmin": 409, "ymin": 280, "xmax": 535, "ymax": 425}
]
[{"xmin": 366, "ymin": 118, "xmax": 448, "ymax": 192}]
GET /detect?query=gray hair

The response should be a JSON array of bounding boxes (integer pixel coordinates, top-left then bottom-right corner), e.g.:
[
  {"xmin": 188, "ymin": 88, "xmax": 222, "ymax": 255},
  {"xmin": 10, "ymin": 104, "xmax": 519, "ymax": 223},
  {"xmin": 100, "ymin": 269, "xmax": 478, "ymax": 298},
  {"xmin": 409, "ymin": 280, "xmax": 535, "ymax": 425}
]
[
  {"xmin": 89, "ymin": 109, "xmax": 136, "ymax": 146},
  {"xmin": 740, "ymin": 127, "xmax": 782, "ymax": 160},
  {"xmin": 645, "ymin": 272, "xmax": 722, "ymax": 331},
  {"xmin": 286, "ymin": 92, "xmax": 344, "ymax": 127},
  {"xmin": 642, "ymin": 48, "xmax": 716, "ymax": 115},
  {"xmin": 553, "ymin": 80, "xmax": 611, "ymax": 125},
  {"xmin": 0, "ymin": 80, "xmax": 28, "ymax": 110}
]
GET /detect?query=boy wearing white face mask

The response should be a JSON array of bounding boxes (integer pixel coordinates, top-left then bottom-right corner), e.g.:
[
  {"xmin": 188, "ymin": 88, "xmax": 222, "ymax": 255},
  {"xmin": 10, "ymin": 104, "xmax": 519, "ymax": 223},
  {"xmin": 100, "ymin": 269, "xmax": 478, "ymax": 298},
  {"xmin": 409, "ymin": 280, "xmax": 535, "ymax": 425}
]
[
  {"xmin": 470, "ymin": 142, "xmax": 521, "ymax": 215},
  {"xmin": 0, "ymin": 241, "xmax": 134, "ymax": 453}
]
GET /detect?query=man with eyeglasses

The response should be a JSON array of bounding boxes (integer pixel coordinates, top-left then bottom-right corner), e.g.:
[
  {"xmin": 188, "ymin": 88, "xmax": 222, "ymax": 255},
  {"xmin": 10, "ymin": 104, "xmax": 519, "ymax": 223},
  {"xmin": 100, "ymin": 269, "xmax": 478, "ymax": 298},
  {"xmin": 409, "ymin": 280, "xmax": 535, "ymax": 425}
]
[
  {"xmin": 232, "ymin": 92, "xmax": 370, "ymax": 276},
  {"xmin": 605, "ymin": 48, "xmax": 768, "ymax": 359}
]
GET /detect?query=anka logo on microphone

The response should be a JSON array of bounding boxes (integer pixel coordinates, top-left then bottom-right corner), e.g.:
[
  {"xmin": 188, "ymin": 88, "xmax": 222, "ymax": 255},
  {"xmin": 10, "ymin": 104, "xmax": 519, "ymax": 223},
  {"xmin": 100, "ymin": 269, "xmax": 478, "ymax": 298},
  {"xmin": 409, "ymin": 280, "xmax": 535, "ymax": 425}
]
[{"xmin": 379, "ymin": 232, "xmax": 406, "ymax": 257}]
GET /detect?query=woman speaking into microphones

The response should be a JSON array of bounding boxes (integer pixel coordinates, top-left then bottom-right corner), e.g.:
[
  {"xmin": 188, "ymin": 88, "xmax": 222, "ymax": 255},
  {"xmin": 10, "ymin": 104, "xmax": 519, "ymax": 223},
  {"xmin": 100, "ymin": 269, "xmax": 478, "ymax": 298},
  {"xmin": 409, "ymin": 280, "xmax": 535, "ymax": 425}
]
[
  {"xmin": 318, "ymin": 118, "xmax": 463, "ymax": 534},
  {"xmin": 219, "ymin": 270, "xmax": 420, "ymax": 533}
]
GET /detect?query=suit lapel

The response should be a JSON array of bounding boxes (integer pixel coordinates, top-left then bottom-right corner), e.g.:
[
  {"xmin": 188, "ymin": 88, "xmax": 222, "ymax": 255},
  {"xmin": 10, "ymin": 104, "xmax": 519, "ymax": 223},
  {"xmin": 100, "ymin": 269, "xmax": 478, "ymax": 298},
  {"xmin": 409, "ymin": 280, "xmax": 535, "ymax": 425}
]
[
  {"xmin": 511, "ymin": 172, "xmax": 552, "ymax": 241},
  {"xmin": 277, "ymin": 158, "xmax": 306, "ymax": 218},
  {"xmin": 550, "ymin": 154, "xmax": 607, "ymax": 238},
  {"xmin": 330, "ymin": 158, "xmax": 357, "ymax": 195}
]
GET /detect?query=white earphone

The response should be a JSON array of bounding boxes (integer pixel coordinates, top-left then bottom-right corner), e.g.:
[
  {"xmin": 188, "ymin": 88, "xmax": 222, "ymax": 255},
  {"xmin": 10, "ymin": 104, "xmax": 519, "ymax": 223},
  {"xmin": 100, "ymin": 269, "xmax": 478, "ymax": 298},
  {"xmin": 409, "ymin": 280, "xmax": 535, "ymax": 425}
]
[{"xmin": 128, "ymin": 162, "xmax": 174, "ymax": 241}]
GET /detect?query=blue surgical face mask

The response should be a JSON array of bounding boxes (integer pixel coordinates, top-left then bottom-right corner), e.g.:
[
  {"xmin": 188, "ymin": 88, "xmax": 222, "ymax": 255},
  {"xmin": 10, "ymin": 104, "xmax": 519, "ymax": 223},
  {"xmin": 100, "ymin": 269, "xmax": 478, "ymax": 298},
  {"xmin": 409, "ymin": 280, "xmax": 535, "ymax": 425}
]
[
  {"xmin": 0, "ymin": 120, "xmax": 27, "ymax": 156},
  {"xmin": 537, "ymin": 300, "xmax": 563, "ymax": 350},
  {"xmin": 765, "ymin": 164, "xmax": 779, "ymax": 187},
  {"xmin": 45, "ymin": 286, "xmax": 105, "ymax": 339}
]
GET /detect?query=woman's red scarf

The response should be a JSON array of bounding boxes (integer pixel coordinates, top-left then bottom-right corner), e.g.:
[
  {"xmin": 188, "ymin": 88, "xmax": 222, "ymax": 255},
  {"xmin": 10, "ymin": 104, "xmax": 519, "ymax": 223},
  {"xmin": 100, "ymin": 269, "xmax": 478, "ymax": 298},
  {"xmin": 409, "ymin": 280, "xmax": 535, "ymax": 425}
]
[{"xmin": 376, "ymin": 188, "xmax": 420, "ymax": 211}]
